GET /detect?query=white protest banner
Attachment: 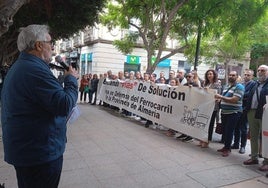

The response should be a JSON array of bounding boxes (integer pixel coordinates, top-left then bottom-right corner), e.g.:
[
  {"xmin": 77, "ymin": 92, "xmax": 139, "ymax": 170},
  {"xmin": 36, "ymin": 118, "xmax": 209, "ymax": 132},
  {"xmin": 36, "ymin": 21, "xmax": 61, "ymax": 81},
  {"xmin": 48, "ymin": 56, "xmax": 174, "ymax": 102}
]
[
  {"xmin": 262, "ymin": 96, "xmax": 268, "ymax": 158},
  {"xmin": 99, "ymin": 79, "xmax": 216, "ymax": 142}
]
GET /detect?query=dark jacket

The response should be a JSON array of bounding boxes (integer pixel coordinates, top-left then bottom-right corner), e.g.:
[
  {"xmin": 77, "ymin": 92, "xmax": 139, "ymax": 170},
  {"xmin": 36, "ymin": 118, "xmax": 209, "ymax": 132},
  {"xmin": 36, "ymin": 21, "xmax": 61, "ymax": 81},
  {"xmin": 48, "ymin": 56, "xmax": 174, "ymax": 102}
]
[
  {"xmin": 256, "ymin": 79, "xmax": 268, "ymax": 119},
  {"xmin": 243, "ymin": 80, "xmax": 257, "ymax": 111},
  {"xmin": 1, "ymin": 52, "xmax": 78, "ymax": 166},
  {"xmin": 244, "ymin": 79, "xmax": 268, "ymax": 119},
  {"xmin": 91, "ymin": 78, "xmax": 99, "ymax": 91}
]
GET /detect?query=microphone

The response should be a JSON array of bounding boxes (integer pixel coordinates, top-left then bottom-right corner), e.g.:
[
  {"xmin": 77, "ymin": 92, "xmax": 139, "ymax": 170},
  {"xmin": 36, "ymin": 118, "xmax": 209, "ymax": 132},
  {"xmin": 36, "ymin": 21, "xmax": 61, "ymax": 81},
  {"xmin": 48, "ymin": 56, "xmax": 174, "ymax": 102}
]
[{"xmin": 55, "ymin": 55, "xmax": 69, "ymax": 71}]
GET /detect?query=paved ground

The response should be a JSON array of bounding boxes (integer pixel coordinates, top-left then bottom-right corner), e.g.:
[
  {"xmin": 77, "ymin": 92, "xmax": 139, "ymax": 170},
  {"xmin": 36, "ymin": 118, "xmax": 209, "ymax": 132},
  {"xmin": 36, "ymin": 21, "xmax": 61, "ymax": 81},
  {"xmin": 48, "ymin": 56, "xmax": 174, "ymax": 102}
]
[{"xmin": 1, "ymin": 103, "xmax": 268, "ymax": 188}]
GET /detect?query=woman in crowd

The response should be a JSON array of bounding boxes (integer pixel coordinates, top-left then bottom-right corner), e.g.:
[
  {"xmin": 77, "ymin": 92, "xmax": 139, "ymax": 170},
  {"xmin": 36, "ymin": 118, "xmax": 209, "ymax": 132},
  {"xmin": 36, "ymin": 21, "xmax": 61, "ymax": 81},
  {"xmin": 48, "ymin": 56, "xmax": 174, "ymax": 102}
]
[
  {"xmin": 166, "ymin": 78, "xmax": 180, "ymax": 136},
  {"xmin": 90, "ymin": 74, "xmax": 99, "ymax": 105},
  {"xmin": 199, "ymin": 69, "xmax": 222, "ymax": 148},
  {"xmin": 79, "ymin": 74, "xmax": 89, "ymax": 103}
]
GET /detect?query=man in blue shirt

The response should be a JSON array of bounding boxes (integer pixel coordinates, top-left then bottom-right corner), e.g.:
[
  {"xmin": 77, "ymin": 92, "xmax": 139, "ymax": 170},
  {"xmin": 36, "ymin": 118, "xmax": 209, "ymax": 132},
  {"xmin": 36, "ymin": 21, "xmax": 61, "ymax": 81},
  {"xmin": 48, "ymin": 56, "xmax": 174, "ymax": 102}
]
[
  {"xmin": 215, "ymin": 71, "xmax": 245, "ymax": 157},
  {"xmin": 1, "ymin": 24, "xmax": 79, "ymax": 188}
]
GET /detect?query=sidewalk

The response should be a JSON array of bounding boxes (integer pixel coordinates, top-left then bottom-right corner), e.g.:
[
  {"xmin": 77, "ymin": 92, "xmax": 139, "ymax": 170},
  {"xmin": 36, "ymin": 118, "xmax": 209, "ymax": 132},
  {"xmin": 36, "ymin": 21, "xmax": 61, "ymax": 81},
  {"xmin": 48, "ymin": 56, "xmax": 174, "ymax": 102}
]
[{"xmin": 1, "ymin": 103, "xmax": 268, "ymax": 188}]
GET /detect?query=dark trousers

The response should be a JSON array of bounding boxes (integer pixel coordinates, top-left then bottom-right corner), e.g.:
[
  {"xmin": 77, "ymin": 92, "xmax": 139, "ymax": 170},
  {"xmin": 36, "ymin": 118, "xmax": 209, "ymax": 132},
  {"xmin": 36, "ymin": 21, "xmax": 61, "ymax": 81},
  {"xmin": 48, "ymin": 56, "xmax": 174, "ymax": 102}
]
[
  {"xmin": 221, "ymin": 112, "xmax": 241, "ymax": 150},
  {"xmin": 88, "ymin": 90, "xmax": 92, "ymax": 103},
  {"xmin": 14, "ymin": 156, "xmax": 63, "ymax": 188},
  {"xmin": 233, "ymin": 111, "xmax": 248, "ymax": 147},
  {"xmin": 80, "ymin": 91, "xmax": 87, "ymax": 102},
  {"xmin": 208, "ymin": 110, "xmax": 217, "ymax": 141}
]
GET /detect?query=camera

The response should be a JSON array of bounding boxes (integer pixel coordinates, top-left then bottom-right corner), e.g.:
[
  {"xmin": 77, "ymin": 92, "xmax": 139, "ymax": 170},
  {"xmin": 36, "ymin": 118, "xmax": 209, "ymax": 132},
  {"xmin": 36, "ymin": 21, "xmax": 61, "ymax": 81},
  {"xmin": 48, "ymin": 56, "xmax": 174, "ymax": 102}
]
[
  {"xmin": 55, "ymin": 55, "xmax": 79, "ymax": 71},
  {"xmin": 66, "ymin": 58, "xmax": 78, "ymax": 70}
]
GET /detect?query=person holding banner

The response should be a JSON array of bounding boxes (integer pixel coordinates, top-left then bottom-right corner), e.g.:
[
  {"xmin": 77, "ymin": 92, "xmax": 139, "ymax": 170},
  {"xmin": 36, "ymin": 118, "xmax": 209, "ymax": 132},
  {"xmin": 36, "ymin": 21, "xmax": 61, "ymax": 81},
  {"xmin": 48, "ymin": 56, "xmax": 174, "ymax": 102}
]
[
  {"xmin": 215, "ymin": 71, "xmax": 244, "ymax": 157},
  {"xmin": 199, "ymin": 69, "xmax": 221, "ymax": 148},
  {"xmin": 176, "ymin": 69, "xmax": 187, "ymax": 85},
  {"xmin": 177, "ymin": 73, "xmax": 199, "ymax": 142},
  {"xmin": 166, "ymin": 70, "xmax": 176, "ymax": 84},
  {"xmin": 166, "ymin": 78, "xmax": 180, "ymax": 136},
  {"xmin": 243, "ymin": 65, "xmax": 268, "ymax": 171},
  {"xmin": 156, "ymin": 71, "xmax": 166, "ymax": 83}
]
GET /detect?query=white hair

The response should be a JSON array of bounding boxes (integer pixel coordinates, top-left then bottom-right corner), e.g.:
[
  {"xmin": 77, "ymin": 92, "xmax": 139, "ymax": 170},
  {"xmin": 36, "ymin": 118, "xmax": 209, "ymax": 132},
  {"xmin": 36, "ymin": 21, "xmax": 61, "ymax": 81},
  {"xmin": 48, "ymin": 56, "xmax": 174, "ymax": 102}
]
[
  {"xmin": 17, "ymin": 24, "xmax": 50, "ymax": 52},
  {"xmin": 177, "ymin": 69, "xmax": 186, "ymax": 74},
  {"xmin": 259, "ymin": 64, "xmax": 268, "ymax": 70}
]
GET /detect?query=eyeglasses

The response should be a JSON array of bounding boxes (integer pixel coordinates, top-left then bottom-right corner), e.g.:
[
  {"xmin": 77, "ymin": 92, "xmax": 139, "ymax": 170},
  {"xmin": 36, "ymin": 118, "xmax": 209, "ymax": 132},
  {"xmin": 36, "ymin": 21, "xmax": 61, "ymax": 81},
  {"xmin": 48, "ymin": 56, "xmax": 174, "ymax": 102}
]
[
  {"xmin": 38, "ymin": 40, "xmax": 54, "ymax": 46},
  {"xmin": 244, "ymin": 74, "xmax": 251, "ymax": 76},
  {"xmin": 257, "ymin": 69, "xmax": 267, "ymax": 72}
]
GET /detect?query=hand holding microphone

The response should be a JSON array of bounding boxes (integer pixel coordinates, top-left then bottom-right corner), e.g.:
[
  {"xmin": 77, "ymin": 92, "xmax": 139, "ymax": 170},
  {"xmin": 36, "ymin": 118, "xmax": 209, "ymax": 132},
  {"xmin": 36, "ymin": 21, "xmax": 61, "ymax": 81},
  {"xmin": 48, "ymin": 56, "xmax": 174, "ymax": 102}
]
[
  {"xmin": 68, "ymin": 66, "xmax": 79, "ymax": 79},
  {"xmin": 55, "ymin": 55, "xmax": 79, "ymax": 79}
]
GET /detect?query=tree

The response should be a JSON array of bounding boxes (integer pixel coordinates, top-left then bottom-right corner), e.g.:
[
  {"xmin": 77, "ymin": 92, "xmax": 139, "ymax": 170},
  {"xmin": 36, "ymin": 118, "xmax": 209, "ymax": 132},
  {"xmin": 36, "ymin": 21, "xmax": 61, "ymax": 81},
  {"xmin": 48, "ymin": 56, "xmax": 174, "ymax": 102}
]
[
  {"xmin": 249, "ymin": 10, "xmax": 268, "ymax": 71},
  {"xmin": 101, "ymin": 0, "xmax": 268, "ymax": 73},
  {"xmin": 0, "ymin": 0, "xmax": 31, "ymax": 37},
  {"xmin": 177, "ymin": 0, "xmax": 268, "ymax": 78},
  {"xmin": 175, "ymin": 0, "xmax": 268, "ymax": 66},
  {"xmin": 174, "ymin": 0, "xmax": 230, "ymax": 70},
  {"xmin": 0, "ymin": 0, "xmax": 105, "ymax": 69},
  {"xmin": 100, "ymin": 0, "xmax": 189, "ymax": 73},
  {"xmin": 204, "ymin": 32, "xmax": 252, "ymax": 83}
]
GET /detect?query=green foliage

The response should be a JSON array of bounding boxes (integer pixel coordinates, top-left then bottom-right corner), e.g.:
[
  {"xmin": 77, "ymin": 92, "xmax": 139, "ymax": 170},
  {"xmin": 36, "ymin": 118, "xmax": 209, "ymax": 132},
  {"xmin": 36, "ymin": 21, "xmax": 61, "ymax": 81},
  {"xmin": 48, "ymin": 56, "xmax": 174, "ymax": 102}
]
[
  {"xmin": 180, "ymin": 0, "xmax": 268, "ymax": 67},
  {"xmin": 250, "ymin": 43, "xmax": 268, "ymax": 59},
  {"xmin": 14, "ymin": 0, "xmax": 106, "ymax": 40},
  {"xmin": 0, "ymin": 0, "xmax": 106, "ymax": 67},
  {"xmin": 100, "ymin": 0, "xmax": 189, "ymax": 73},
  {"xmin": 113, "ymin": 32, "xmax": 139, "ymax": 54},
  {"xmin": 101, "ymin": 0, "xmax": 268, "ymax": 72}
]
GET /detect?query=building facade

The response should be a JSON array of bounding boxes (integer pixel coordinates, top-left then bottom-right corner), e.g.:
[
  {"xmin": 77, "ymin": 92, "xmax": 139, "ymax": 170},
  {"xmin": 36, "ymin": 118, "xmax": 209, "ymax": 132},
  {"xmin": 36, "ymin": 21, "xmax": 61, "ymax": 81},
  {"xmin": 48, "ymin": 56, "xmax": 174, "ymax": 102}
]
[{"xmin": 53, "ymin": 25, "xmax": 249, "ymax": 80}]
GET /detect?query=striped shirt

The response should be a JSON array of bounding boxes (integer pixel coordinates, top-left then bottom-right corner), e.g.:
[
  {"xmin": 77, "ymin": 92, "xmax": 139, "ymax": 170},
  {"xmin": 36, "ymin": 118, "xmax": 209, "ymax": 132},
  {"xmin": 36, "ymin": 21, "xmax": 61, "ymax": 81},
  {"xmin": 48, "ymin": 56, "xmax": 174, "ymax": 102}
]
[{"xmin": 221, "ymin": 83, "xmax": 245, "ymax": 114}]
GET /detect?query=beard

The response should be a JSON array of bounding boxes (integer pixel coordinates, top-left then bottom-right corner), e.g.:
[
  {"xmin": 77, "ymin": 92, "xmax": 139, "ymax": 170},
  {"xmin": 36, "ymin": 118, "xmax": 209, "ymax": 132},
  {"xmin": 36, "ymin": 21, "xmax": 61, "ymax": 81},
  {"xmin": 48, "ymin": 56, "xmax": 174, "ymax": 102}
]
[
  {"xmin": 257, "ymin": 74, "xmax": 267, "ymax": 83},
  {"xmin": 44, "ymin": 56, "xmax": 53, "ymax": 64},
  {"xmin": 228, "ymin": 77, "xmax": 236, "ymax": 84}
]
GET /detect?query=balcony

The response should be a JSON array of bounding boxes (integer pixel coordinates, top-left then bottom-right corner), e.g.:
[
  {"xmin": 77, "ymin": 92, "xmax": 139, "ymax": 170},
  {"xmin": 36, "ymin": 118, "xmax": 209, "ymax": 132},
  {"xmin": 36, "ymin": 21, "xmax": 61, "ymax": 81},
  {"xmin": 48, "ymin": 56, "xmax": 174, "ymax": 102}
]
[
  {"xmin": 65, "ymin": 40, "xmax": 72, "ymax": 50},
  {"xmin": 73, "ymin": 35, "xmax": 82, "ymax": 47},
  {"xmin": 83, "ymin": 27, "xmax": 94, "ymax": 43}
]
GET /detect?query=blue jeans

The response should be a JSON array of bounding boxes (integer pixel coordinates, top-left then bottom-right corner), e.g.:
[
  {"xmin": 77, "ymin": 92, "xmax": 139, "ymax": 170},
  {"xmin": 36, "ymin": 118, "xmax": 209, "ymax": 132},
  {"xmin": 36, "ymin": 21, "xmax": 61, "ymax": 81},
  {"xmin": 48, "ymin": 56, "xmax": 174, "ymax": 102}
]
[
  {"xmin": 221, "ymin": 112, "xmax": 241, "ymax": 150},
  {"xmin": 14, "ymin": 156, "xmax": 63, "ymax": 188}
]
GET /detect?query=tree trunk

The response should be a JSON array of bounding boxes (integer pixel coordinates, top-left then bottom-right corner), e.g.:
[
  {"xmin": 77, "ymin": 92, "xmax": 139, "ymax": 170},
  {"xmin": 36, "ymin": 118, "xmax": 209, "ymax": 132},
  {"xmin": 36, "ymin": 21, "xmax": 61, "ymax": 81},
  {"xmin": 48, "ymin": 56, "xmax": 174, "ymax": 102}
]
[
  {"xmin": 194, "ymin": 20, "xmax": 202, "ymax": 70},
  {"xmin": 0, "ymin": 0, "xmax": 30, "ymax": 37}
]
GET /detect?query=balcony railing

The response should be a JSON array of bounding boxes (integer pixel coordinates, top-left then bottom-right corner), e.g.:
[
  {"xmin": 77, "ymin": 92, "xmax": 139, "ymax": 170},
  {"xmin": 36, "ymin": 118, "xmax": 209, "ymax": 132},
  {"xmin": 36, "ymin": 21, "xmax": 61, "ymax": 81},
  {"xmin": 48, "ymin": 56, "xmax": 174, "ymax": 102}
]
[{"xmin": 83, "ymin": 27, "xmax": 94, "ymax": 43}]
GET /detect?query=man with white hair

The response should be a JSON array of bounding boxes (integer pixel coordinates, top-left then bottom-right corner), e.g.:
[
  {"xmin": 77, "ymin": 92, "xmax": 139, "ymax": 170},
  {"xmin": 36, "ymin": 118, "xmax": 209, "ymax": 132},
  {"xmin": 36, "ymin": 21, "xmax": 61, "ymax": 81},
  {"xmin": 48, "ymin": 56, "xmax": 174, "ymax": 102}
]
[
  {"xmin": 177, "ymin": 69, "xmax": 187, "ymax": 85},
  {"xmin": 243, "ymin": 65, "xmax": 268, "ymax": 172},
  {"xmin": 1, "ymin": 24, "xmax": 79, "ymax": 187}
]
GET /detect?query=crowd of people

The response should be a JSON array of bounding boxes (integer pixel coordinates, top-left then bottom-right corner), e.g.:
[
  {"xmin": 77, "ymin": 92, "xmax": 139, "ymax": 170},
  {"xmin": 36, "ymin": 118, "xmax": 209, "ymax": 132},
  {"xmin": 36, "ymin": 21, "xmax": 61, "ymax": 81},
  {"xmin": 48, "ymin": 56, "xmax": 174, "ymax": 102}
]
[
  {"xmin": 1, "ymin": 23, "xmax": 268, "ymax": 188},
  {"xmin": 79, "ymin": 73, "xmax": 99, "ymax": 105},
  {"xmin": 85, "ymin": 65, "xmax": 268, "ymax": 174}
]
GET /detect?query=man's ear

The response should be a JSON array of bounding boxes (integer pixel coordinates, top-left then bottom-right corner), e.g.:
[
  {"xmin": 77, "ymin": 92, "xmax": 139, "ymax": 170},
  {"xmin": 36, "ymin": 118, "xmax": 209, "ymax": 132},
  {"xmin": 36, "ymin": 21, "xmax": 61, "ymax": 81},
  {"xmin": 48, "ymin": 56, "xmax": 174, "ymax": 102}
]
[{"xmin": 35, "ymin": 41, "xmax": 42, "ymax": 51}]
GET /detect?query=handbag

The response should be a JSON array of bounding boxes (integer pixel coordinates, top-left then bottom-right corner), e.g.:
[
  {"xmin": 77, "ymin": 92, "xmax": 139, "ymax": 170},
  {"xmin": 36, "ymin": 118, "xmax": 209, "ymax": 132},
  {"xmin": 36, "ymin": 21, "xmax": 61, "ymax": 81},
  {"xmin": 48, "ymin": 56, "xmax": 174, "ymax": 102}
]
[
  {"xmin": 215, "ymin": 122, "xmax": 223, "ymax": 134},
  {"xmin": 84, "ymin": 86, "xmax": 89, "ymax": 93}
]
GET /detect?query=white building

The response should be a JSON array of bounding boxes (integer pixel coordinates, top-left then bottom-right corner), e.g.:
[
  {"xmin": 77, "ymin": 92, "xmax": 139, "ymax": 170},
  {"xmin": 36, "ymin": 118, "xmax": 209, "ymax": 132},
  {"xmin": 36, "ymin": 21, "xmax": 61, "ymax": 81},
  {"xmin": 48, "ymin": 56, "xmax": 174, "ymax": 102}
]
[{"xmin": 53, "ymin": 25, "xmax": 249, "ymax": 81}]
